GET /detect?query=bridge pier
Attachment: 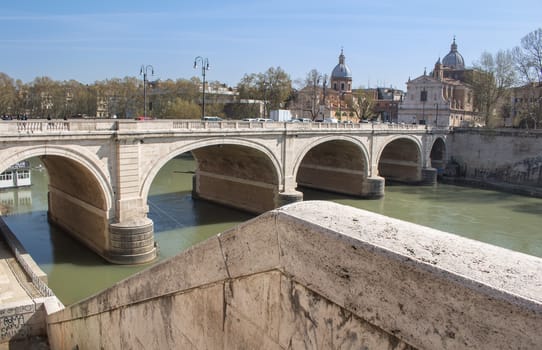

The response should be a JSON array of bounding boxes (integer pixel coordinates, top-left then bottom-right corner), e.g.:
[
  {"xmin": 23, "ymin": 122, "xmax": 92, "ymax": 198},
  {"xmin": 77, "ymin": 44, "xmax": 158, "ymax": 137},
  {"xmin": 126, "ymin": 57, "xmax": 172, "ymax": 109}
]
[
  {"xmin": 361, "ymin": 175, "xmax": 385, "ymax": 198},
  {"xmin": 107, "ymin": 220, "xmax": 157, "ymax": 264},
  {"xmin": 277, "ymin": 190, "xmax": 303, "ymax": 207},
  {"xmin": 420, "ymin": 167, "xmax": 438, "ymax": 185}
]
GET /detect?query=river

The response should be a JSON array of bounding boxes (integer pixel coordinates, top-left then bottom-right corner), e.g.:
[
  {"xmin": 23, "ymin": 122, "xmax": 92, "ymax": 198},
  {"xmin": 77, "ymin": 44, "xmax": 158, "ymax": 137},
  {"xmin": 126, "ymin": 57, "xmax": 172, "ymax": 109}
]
[{"xmin": 2, "ymin": 156, "xmax": 542, "ymax": 305}]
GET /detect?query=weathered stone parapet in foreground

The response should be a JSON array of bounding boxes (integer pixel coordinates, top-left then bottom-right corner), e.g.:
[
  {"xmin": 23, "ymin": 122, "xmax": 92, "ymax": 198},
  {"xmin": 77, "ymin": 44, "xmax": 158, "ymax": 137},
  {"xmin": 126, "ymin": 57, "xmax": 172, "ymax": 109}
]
[{"xmin": 46, "ymin": 201, "xmax": 542, "ymax": 349}]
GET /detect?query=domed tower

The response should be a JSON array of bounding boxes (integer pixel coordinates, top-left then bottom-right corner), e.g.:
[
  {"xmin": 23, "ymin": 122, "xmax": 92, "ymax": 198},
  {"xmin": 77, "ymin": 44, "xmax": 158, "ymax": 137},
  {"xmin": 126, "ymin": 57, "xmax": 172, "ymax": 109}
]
[
  {"xmin": 442, "ymin": 37, "xmax": 465, "ymax": 70},
  {"xmin": 331, "ymin": 49, "xmax": 352, "ymax": 93}
]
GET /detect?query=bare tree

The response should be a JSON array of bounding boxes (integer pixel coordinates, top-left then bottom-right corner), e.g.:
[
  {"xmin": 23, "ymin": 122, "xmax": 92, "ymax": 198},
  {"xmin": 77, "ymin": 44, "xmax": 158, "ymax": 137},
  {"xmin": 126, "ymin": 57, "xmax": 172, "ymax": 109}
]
[
  {"xmin": 0, "ymin": 73, "xmax": 16, "ymax": 116},
  {"xmin": 303, "ymin": 69, "xmax": 323, "ymax": 120},
  {"xmin": 470, "ymin": 50, "xmax": 516, "ymax": 127},
  {"xmin": 347, "ymin": 88, "xmax": 376, "ymax": 121},
  {"xmin": 513, "ymin": 28, "xmax": 542, "ymax": 84},
  {"xmin": 512, "ymin": 28, "xmax": 542, "ymax": 128}
]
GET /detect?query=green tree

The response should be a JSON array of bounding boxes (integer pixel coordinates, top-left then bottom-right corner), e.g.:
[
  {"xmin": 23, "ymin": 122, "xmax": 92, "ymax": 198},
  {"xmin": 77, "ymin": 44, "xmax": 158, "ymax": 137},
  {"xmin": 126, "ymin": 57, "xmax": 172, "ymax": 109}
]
[
  {"xmin": 236, "ymin": 67, "xmax": 292, "ymax": 117},
  {"xmin": 162, "ymin": 97, "xmax": 201, "ymax": 118}
]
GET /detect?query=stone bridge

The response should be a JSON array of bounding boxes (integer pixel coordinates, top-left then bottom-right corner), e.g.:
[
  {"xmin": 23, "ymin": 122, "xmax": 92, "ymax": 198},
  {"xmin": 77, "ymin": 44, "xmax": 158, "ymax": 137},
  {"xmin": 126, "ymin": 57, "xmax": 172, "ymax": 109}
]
[{"xmin": 0, "ymin": 119, "xmax": 449, "ymax": 264}]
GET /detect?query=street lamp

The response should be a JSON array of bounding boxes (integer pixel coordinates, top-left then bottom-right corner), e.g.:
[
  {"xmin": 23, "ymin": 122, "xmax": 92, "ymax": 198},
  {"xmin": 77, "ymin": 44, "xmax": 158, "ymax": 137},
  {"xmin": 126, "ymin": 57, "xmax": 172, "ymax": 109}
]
[
  {"xmin": 140, "ymin": 65, "xmax": 154, "ymax": 119},
  {"xmin": 193, "ymin": 56, "xmax": 210, "ymax": 119},
  {"xmin": 435, "ymin": 103, "xmax": 439, "ymax": 126}
]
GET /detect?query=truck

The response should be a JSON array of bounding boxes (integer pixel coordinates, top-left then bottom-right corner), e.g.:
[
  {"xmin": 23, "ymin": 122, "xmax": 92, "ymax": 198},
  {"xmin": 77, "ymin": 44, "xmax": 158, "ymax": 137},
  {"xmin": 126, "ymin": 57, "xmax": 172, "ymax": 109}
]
[{"xmin": 270, "ymin": 109, "xmax": 292, "ymax": 122}]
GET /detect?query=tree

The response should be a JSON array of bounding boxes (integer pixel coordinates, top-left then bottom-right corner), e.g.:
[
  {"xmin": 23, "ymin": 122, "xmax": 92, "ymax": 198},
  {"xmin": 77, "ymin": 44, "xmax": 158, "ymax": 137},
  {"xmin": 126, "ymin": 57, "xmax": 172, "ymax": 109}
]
[
  {"xmin": 236, "ymin": 67, "xmax": 292, "ymax": 117},
  {"xmin": 347, "ymin": 88, "xmax": 376, "ymax": 121},
  {"xmin": 469, "ymin": 50, "xmax": 516, "ymax": 127},
  {"xmin": 513, "ymin": 28, "xmax": 542, "ymax": 84},
  {"xmin": 0, "ymin": 73, "xmax": 16, "ymax": 116},
  {"xmin": 162, "ymin": 97, "xmax": 201, "ymax": 118},
  {"xmin": 302, "ymin": 69, "xmax": 324, "ymax": 120},
  {"xmin": 513, "ymin": 28, "xmax": 542, "ymax": 128}
]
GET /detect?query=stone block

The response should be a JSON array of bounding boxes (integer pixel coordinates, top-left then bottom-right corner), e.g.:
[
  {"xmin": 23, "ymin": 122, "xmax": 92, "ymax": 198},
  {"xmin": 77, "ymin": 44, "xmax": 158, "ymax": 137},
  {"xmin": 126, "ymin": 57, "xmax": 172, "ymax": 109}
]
[{"xmin": 219, "ymin": 212, "xmax": 280, "ymax": 278}]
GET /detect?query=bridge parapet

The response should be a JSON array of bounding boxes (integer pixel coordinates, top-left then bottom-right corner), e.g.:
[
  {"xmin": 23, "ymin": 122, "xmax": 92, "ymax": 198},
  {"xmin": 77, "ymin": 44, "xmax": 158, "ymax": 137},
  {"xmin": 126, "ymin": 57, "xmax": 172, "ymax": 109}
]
[
  {"xmin": 0, "ymin": 119, "xmax": 432, "ymax": 135},
  {"xmin": 46, "ymin": 201, "xmax": 542, "ymax": 349}
]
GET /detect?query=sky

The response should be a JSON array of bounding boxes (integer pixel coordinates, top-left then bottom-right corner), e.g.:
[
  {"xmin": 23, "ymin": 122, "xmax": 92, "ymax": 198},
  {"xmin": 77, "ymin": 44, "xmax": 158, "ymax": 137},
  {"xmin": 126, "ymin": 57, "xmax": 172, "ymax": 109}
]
[{"xmin": 1, "ymin": 0, "xmax": 541, "ymax": 91}]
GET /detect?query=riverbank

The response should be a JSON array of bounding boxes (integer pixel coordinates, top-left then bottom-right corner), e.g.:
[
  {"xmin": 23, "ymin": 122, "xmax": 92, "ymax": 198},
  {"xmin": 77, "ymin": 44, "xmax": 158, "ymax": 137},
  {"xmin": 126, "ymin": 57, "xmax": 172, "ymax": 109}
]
[
  {"xmin": 0, "ymin": 218, "xmax": 63, "ymax": 348},
  {"xmin": 440, "ymin": 176, "xmax": 542, "ymax": 199}
]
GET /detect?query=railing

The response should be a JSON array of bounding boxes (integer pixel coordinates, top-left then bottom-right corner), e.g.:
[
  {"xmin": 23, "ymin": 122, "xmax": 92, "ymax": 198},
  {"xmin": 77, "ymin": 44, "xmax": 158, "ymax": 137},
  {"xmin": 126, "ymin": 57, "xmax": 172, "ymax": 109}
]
[
  {"xmin": 0, "ymin": 218, "xmax": 54, "ymax": 297},
  {"xmin": 0, "ymin": 119, "xmax": 432, "ymax": 135}
]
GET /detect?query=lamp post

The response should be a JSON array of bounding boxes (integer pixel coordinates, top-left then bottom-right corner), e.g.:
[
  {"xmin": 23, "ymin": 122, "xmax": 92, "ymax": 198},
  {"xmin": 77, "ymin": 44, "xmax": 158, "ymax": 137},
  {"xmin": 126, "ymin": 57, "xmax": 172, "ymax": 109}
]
[
  {"xmin": 193, "ymin": 56, "xmax": 210, "ymax": 119},
  {"xmin": 140, "ymin": 65, "xmax": 154, "ymax": 119},
  {"xmin": 435, "ymin": 103, "xmax": 439, "ymax": 126}
]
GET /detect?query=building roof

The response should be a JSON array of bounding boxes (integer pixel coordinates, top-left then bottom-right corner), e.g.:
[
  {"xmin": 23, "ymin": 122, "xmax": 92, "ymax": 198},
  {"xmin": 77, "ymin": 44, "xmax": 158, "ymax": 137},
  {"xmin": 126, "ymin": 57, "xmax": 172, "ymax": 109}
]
[
  {"xmin": 442, "ymin": 38, "xmax": 465, "ymax": 70},
  {"xmin": 331, "ymin": 49, "xmax": 352, "ymax": 79}
]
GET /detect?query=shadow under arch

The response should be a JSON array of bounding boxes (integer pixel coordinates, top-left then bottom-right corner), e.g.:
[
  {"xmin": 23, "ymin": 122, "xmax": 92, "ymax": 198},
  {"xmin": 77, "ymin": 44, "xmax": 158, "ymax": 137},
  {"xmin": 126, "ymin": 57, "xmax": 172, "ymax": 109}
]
[
  {"xmin": 377, "ymin": 135, "xmax": 423, "ymax": 184},
  {"xmin": 430, "ymin": 137, "xmax": 447, "ymax": 175},
  {"xmin": 293, "ymin": 136, "xmax": 372, "ymax": 197},
  {"xmin": 140, "ymin": 139, "xmax": 283, "ymax": 214},
  {"xmin": 0, "ymin": 145, "xmax": 116, "ymax": 262}
]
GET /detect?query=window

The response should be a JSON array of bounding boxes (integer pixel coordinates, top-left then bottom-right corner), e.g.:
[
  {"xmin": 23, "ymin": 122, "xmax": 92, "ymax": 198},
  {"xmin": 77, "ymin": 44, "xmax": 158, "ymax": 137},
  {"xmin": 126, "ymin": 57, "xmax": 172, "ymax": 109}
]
[
  {"xmin": 0, "ymin": 171, "xmax": 13, "ymax": 181},
  {"xmin": 17, "ymin": 170, "xmax": 30, "ymax": 180},
  {"xmin": 420, "ymin": 90, "xmax": 427, "ymax": 102}
]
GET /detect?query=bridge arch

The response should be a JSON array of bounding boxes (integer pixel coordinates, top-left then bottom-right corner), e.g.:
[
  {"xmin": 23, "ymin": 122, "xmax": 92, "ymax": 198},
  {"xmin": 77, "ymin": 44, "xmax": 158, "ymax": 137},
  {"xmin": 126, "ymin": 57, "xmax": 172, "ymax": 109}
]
[
  {"xmin": 292, "ymin": 136, "xmax": 374, "ymax": 197},
  {"xmin": 377, "ymin": 135, "xmax": 424, "ymax": 183},
  {"xmin": 0, "ymin": 145, "xmax": 115, "ymax": 261},
  {"xmin": 140, "ymin": 138, "xmax": 283, "ymax": 214},
  {"xmin": 0, "ymin": 145, "xmax": 113, "ymax": 211}
]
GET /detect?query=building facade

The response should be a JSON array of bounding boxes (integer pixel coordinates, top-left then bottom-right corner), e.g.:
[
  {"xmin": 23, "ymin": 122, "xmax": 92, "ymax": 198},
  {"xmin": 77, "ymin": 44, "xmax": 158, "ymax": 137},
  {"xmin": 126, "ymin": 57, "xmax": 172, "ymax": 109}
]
[{"xmin": 398, "ymin": 38, "xmax": 477, "ymax": 127}]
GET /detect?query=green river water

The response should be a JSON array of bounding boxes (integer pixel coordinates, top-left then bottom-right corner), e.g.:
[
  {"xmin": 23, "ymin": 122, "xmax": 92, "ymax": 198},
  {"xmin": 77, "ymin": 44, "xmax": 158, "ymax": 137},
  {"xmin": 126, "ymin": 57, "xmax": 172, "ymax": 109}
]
[{"xmin": 2, "ymin": 156, "xmax": 541, "ymax": 305}]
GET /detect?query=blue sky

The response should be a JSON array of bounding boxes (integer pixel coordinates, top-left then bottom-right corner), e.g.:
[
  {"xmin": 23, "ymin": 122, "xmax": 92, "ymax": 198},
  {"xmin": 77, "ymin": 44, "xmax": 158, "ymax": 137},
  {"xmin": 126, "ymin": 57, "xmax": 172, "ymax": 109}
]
[{"xmin": 1, "ymin": 0, "xmax": 541, "ymax": 90}]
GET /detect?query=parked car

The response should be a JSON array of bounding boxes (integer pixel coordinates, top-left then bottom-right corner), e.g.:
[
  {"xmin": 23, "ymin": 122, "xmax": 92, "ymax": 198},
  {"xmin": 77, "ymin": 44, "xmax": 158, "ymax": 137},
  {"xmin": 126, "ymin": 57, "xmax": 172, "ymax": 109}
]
[
  {"xmin": 257, "ymin": 118, "xmax": 273, "ymax": 122},
  {"xmin": 203, "ymin": 116, "xmax": 222, "ymax": 121},
  {"xmin": 323, "ymin": 118, "xmax": 338, "ymax": 123}
]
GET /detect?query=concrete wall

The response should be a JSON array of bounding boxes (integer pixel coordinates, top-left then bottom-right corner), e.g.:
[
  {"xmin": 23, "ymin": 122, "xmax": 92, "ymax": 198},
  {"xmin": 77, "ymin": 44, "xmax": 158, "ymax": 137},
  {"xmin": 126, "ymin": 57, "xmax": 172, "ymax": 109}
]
[
  {"xmin": 46, "ymin": 201, "xmax": 542, "ymax": 349},
  {"xmin": 449, "ymin": 129, "xmax": 542, "ymax": 189}
]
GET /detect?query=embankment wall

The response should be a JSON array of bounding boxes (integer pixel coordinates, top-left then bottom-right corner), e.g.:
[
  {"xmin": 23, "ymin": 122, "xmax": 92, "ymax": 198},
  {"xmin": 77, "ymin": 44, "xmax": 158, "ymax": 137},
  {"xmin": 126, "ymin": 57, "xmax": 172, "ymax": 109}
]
[{"xmin": 447, "ymin": 129, "xmax": 542, "ymax": 195}]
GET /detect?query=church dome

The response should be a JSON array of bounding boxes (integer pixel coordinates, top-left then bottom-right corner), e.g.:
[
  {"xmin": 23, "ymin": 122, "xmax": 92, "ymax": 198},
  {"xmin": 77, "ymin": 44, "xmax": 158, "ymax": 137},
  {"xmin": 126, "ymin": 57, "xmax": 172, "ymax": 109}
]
[
  {"xmin": 442, "ymin": 38, "xmax": 465, "ymax": 69},
  {"xmin": 331, "ymin": 49, "xmax": 352, "ymax": 79}
]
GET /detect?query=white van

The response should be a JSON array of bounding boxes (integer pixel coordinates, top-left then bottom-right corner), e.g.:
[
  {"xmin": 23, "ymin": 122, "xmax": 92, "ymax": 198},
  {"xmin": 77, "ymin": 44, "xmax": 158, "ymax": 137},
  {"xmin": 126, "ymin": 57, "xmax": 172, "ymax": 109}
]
[{"xmin": 323, "ymin": 118, "xmax": 338, "ymax": 123}]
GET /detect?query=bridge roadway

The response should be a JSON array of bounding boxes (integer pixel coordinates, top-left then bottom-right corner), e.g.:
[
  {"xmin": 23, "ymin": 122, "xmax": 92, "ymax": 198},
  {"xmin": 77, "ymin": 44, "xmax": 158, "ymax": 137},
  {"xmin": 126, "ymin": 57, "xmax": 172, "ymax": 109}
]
[{"xmin": 0, "ymin": 119, "xmax": 449, "ymax": 265}]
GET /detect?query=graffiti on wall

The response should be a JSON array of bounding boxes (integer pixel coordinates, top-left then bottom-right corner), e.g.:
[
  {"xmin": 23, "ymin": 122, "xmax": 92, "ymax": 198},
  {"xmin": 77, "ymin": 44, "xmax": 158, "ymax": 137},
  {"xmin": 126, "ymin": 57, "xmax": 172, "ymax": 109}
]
[
  {"xmin": 0, "ymin": 304, "xmax": 34, "ymax": 341},
  {"xmin": 471, "ymin": 156, "xmax": 542, "ymax": 186}
]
